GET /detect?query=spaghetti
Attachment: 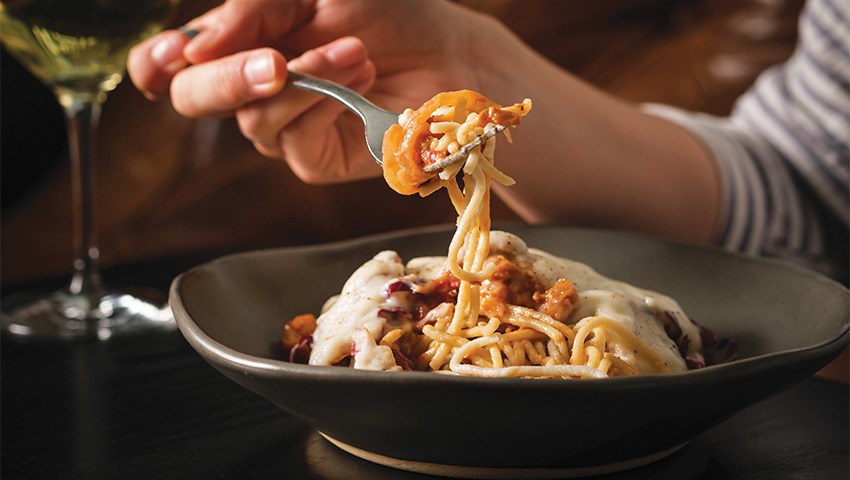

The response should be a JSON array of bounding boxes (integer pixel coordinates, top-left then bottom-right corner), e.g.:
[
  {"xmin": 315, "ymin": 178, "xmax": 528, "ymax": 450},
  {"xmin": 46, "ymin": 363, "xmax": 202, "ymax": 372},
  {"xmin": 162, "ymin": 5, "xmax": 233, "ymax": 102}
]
[
  {"xmin": 284, "ymin": 90, "xmax": 736, "ymax": 378},
  {"xmin": 382, "ymin": 91, "xmax": 537, "ymax": 373}
]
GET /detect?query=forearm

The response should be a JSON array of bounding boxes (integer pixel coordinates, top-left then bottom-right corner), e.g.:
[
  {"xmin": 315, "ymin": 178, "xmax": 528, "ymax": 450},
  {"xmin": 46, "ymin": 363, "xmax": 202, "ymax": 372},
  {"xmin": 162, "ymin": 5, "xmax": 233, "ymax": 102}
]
[{"xmin": 470, "ymin": 20, "xmax": 721, "ymax": 244}]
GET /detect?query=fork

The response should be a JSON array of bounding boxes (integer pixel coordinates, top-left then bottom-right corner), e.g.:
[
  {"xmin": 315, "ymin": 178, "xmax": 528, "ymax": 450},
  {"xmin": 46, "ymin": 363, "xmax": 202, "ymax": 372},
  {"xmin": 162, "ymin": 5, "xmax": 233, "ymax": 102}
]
[{"xmin": 286, "ymin": 71, "xmax": 504, "ymax": 172}]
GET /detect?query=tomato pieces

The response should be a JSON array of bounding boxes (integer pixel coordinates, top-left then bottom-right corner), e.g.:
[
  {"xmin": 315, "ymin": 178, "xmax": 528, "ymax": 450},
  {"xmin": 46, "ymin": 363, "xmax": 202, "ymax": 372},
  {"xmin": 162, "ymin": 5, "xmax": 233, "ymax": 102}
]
[{"xmin": 381, "ymin": 90, "xmax": 531, "ymax": 195}]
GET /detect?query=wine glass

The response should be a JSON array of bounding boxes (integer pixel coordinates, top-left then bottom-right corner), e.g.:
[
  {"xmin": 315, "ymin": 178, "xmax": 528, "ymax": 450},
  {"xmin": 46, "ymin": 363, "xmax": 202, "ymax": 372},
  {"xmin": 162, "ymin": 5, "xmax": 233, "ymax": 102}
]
[{"xmin": 1, "ymin": 0, "xmax": 182, "ymax": 340}]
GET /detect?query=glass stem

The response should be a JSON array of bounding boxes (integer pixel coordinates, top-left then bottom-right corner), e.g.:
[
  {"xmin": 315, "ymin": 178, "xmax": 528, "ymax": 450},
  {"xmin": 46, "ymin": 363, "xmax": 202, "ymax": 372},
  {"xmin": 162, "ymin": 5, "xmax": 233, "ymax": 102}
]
[{"xmin": 61, "ymin": 92, "xmax": 106, "ymax": 299}]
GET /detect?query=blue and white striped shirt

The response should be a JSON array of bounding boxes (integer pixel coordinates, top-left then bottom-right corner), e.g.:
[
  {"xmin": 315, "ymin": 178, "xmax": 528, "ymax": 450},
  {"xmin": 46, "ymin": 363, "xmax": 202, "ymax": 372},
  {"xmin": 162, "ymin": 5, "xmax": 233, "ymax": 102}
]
[{"xmin": 646, "ymin": 0, "xmax": 849, "ymax": 282}]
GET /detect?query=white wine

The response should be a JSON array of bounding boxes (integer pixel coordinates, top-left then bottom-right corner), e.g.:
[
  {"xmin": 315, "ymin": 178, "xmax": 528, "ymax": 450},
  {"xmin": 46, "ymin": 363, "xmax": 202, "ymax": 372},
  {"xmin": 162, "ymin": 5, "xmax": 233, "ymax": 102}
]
[
  {"xmin": 0, "ymin": 2, "xmax": 181, "ymax": 341},
  {"xmin": 1, "ymin": 0, "xmax": 179, "ymax": 96}
]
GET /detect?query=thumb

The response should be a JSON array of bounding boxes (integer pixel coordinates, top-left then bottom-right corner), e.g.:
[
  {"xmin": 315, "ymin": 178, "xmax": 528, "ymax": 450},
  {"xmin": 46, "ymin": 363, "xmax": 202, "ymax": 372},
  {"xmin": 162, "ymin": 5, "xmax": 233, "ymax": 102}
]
[{"xmin": 171, "ymin": 48, "xmax": 288, "ymax": 118}]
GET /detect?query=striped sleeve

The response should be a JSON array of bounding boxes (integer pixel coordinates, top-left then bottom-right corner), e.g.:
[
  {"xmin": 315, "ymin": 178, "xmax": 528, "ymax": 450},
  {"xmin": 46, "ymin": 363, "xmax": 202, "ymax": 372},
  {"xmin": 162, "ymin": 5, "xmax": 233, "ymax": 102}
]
[{"xmin": 644, "ymin": 0, "xmax": 849, "ymax": 282}]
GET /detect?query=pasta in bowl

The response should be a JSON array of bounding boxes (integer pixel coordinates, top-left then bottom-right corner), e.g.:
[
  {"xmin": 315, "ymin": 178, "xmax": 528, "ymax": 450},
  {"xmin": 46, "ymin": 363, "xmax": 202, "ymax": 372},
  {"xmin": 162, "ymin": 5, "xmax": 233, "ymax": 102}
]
[
  {"xmin": 170, "ymin": 224, "xmax": 848, "ymax": 478},
  {"xmin": 288, "ymin": 230, "xmax": 736, "ymax": 379}
]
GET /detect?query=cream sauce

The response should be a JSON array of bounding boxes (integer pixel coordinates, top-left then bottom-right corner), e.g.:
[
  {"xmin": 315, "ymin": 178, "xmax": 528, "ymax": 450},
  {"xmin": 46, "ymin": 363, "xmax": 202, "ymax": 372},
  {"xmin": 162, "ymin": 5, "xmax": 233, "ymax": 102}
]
[{"xmin": 309, "ymin": 231, "xmax": 703, "ymax": 374}]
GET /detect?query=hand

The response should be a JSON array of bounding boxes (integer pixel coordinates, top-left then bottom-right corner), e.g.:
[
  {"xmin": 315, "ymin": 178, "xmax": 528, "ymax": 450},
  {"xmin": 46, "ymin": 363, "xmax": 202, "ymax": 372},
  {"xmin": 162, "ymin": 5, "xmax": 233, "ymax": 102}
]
[
  {"xmin": 128, "ymin": 0, "xmax": 720, "ymax": 245},
  {"xmin": 128, "ymin": 0, "xmax": 501, "ymax": 183}
]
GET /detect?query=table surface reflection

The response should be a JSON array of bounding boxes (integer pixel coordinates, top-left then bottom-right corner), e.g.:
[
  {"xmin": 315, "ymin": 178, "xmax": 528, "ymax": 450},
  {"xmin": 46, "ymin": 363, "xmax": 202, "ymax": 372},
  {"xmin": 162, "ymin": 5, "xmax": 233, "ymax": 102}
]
[{"xmin": 1, "ymin": 255, "xmax": 848, "ymax": 480}]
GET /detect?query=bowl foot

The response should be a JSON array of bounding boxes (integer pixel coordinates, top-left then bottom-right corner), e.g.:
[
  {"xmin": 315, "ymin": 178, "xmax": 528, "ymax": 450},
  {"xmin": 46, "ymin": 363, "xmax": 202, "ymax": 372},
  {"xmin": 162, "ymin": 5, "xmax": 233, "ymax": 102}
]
[{"xmin": 320, "ymin": 433, "xmax": 686, "ymax": 479}]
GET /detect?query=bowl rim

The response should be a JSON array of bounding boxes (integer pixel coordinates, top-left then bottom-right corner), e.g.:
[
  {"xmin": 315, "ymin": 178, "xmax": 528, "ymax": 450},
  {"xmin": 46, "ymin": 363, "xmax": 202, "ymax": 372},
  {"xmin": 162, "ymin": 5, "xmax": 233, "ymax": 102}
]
[{"xmin": 170, "ymin": 224, "xmax": 850, "ymax": 390}]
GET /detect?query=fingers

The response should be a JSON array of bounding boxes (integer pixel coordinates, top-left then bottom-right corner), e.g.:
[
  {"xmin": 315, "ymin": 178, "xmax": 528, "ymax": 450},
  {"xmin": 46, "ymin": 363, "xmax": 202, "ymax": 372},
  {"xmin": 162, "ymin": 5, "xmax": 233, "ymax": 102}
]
[
  {"xmin": 169, "ymin": 48, "xmax": 288, "ymax": 117},
  {"xmin": 280, "ymin": 84, "xmax": 381, "ymax": 184},
  {"xmin": 128, "ymin": 0, "xmax": 315, "ymax": 101},
  {"xmin": 237, "ymin": 37, "xmax": 380, "ymax": 183},
  {"xmin": 182, "ymin": 0, "xmax": 316, "ymax": 64},
  {"xmin": 235, "ymin": 36, "xmax": 374, "ymax": 156},
  {"xmin": 127, "ymin": 1, "xmax": 383, "ymax": 183},
  {"xmin": 128, "ymin": 29, "xmax": 191, "ymax": 101}
]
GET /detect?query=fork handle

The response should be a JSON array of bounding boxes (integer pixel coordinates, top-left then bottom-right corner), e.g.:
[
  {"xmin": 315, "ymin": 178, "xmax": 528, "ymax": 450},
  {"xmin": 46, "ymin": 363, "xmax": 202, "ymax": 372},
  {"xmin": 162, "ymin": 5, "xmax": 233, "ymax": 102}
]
[{"xmin": 286, "ymin": 71, "xmax": 379, "ymax": 122}]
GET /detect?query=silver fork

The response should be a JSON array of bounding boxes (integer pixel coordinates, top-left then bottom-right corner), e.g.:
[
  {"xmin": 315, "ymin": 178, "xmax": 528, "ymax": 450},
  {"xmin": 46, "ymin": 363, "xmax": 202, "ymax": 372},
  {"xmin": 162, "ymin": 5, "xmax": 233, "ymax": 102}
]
[{"xmin": 286, "ymin": 72, "xmax": 504, "ymax": 172}]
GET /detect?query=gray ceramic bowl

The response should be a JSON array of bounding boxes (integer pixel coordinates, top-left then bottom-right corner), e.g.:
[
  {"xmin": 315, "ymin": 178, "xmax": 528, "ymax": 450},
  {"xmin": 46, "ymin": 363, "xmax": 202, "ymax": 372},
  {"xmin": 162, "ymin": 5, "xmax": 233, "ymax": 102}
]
[{"xmin": 170, "ymin": 225, "xmax": 849, "ymax": 479}]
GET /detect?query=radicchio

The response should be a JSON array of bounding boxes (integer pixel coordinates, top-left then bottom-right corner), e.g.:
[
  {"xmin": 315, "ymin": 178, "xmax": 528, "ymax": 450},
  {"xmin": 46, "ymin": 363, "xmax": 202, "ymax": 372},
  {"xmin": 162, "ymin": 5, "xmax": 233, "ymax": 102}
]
[
  {"xmin": 383, "ymin": 279, "xmax": 412, "ymax": 295},
  {"xmin": 661, "ymin": 310, "xmax": 692, "ymax": 365},
  {"xmin": 661, "ymin": 310, "xmax": 738, "ymax": 370},
  {"xmin": 289, "ymin": 335, "xmax": 312, "ymax": 364},
  {"xmin": 392, "ymin": 347, "xmax": 416, "ymax": 370},
  {"xmin": 698, "ymin": 322, "xmax": 739, "ymax": 366}
]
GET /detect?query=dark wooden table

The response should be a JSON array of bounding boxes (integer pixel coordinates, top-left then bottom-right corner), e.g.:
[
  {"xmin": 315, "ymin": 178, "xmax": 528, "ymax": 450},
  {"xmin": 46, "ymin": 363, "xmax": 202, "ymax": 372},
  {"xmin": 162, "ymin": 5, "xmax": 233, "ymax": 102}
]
[{"xmin": 2, "ymin": 256, "xmax": 848, "ymax": 480}]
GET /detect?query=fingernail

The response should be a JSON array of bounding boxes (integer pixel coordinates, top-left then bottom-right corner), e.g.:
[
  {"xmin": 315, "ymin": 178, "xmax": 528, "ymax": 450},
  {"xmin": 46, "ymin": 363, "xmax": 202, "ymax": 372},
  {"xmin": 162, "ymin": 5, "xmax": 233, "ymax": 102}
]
[
  {"xmin": 244, "ymin": 51, "xmax": 280, "ymax": 92},
  {"xmin": 325, "ymin": 37, "xmax": 366, "ymax": 69},
  {"xmin": 151, "ymin": 34, "xmax": 184, "ymax": 70},
  {"xmin": 178, "ymin": 26, "xmax": 201, "ymax": 40}
]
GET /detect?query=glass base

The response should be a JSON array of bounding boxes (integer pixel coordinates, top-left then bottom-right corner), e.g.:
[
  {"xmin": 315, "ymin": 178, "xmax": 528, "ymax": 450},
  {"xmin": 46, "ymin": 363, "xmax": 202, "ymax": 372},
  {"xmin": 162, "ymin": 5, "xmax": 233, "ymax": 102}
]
[{"xmin": 1, "ymin": 288, "xmax": 175, "ymax": 341}]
